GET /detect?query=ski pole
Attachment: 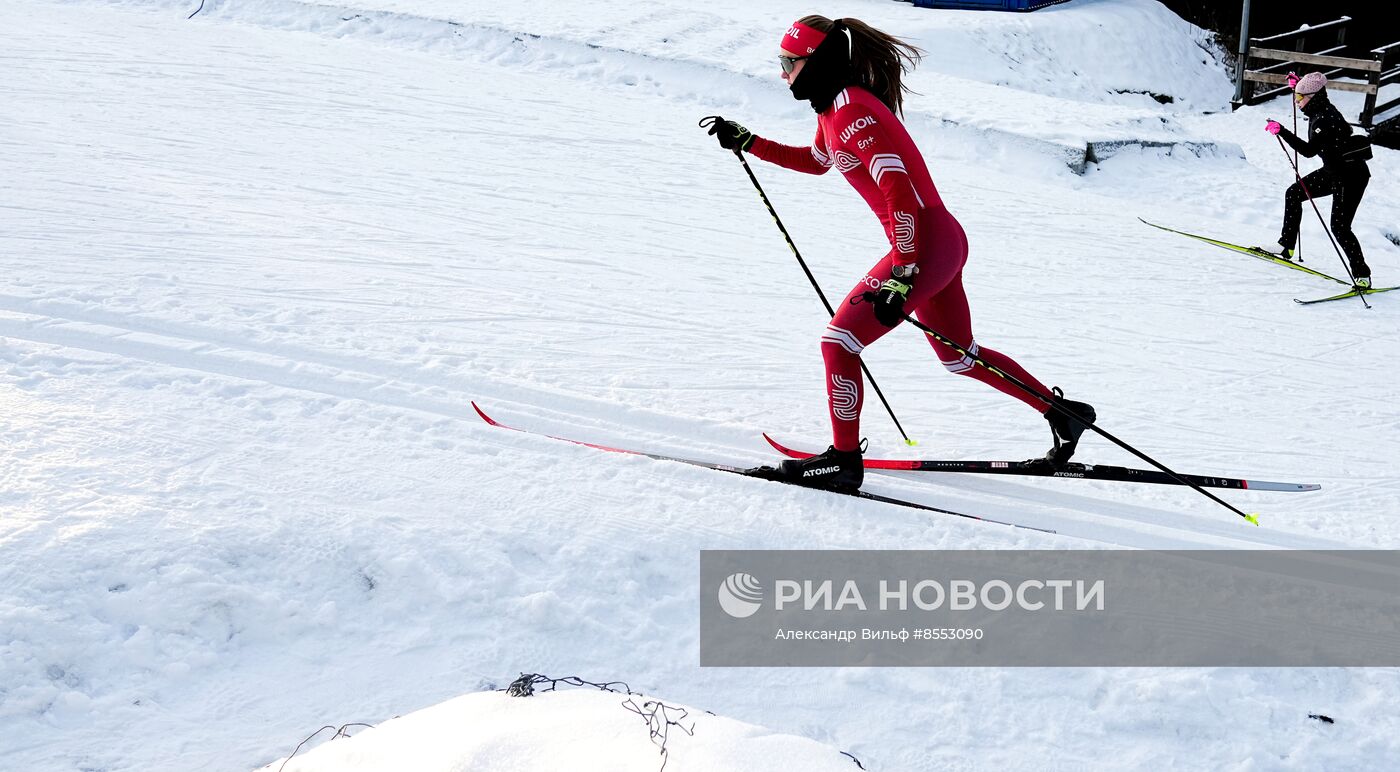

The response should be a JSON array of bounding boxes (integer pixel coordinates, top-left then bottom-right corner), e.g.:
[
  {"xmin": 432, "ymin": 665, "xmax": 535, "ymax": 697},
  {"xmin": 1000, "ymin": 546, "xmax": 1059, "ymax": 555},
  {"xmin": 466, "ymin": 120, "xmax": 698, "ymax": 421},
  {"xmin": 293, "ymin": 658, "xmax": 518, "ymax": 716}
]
[
  {"xmin": 1290, "ymin": 89, "xmax": 1303, "ymax": 263},
  {"xmin": 699, "ymin": 116, "xmax": 918, "ymax": 446},
  {"xmin": 1274, "ymin": 136, "xmax": 1368, "ymax": 308},
  {"xmin": 858, "ymin": 293, "xmax": 1262, "ymax": 525}
]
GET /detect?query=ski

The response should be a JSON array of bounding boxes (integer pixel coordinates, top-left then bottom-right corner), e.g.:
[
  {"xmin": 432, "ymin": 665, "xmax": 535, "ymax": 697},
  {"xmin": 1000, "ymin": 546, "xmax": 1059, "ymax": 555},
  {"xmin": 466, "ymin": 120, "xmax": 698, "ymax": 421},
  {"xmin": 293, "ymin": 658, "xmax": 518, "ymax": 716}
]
[
  {"xmin": 471, "ymin": 402, "xmax": 1055, "ymax": 533},
  {"xmin": 763, "ymin": 434, "xmax": 1320, "ymax": 493},
  {"xmin": 1294, "ymin": 285, "xmax": 1400, "ymax": 305},
  {"xmin": 1138, "ymin": 218, "xmax": 1350, "ymax": 286}
]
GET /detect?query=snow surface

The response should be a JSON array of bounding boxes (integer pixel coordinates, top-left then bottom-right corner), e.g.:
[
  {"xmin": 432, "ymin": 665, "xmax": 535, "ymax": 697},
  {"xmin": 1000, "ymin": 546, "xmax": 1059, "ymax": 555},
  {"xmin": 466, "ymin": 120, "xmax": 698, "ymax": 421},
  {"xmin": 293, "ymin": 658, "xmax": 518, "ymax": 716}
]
[
  {"xmin": 261, "ymin": 688, "xmax": 862, "ymax": 772},
  {"xmin": 2, "ymin": 0, "xmax": 1399, "ymax": 770}
]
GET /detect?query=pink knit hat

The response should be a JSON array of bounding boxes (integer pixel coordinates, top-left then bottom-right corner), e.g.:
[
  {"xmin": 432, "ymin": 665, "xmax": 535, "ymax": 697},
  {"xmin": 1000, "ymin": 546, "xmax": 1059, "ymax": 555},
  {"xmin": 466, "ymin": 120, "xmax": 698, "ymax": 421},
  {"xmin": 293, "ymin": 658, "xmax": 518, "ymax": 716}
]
[{"xmin": 1294, "ymin": 72, "xmax": 1327, "ymax": 95}]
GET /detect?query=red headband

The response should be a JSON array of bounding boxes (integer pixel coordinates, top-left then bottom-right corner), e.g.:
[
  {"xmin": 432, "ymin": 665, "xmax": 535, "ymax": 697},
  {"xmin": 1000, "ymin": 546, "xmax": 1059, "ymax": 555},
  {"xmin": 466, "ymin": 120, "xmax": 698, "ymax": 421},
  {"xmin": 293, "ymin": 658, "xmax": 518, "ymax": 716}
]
[{"xmin": 781, "ymin": 21, "xmax": 826, "ymax": 56}]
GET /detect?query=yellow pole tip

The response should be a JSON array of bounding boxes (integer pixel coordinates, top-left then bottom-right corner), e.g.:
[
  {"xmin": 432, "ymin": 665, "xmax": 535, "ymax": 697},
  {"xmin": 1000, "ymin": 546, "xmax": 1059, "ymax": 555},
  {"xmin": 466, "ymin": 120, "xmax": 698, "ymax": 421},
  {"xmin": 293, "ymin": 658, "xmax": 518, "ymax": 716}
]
[
  {"xmin": 1245, "ymin": 513, "xmax": 1261, "ymax": 526},
  {"xmin": 905, "ymin": 439, "xmax": 919, "ymax": 447}
]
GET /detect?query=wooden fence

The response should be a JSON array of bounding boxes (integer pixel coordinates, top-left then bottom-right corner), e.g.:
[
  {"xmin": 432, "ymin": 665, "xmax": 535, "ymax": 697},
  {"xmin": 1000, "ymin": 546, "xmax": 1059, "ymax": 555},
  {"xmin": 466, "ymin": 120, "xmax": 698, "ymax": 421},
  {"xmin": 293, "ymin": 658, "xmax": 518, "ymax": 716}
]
[{"xmin": 1235, "ymin": 17, "xmax": 1400, "ymax": 128}]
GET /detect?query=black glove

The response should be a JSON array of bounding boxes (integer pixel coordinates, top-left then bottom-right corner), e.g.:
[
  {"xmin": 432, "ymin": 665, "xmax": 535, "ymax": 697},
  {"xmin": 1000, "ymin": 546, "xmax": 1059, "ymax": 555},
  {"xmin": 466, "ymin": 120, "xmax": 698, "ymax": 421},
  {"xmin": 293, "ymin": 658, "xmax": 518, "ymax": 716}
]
[
  {"xmin": 707, "ymin": 118, "xmax": 756, "ymax": 152},
  {"xmin": 872, "ymin": 275, "xmax": 914, "ymax": 327}
]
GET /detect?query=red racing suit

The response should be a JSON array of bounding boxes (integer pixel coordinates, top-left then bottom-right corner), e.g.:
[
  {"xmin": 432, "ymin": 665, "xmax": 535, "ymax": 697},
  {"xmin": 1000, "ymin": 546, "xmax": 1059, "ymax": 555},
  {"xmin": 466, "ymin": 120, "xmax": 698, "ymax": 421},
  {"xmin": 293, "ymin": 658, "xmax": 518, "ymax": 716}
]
[{"xmin": 749, "ymin": 86, "xmax": 1051, "ymax": 450}]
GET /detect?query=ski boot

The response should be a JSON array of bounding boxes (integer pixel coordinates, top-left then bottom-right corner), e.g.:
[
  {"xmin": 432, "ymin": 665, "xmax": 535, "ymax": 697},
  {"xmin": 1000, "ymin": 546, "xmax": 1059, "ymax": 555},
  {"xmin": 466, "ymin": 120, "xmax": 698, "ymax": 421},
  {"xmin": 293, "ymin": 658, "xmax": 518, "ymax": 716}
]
[
  {"xmin": 1258, "ymin": 245, "xmax": 1295, "ymax": 261},
  {"xmin": 747, "ymin": 444, "xmax": 864, "ymax": 492},
  {"xmin": 1042, "ymin": 387, "xmax": 1096, "ymax": 469},
  {"xmin": 1353, "ymin": 262, "xmax": 1372, "ymax": 290}
]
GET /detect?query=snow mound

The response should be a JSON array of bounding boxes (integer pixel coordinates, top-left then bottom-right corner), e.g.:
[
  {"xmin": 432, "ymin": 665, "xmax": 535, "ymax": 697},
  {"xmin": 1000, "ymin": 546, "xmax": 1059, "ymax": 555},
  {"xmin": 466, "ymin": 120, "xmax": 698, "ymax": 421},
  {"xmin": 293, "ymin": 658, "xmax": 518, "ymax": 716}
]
[
  {"xmin": 113, "ymin": 0, "xmax": 1235, "ymax": 170},
  {"xmin": 324, "ymin": 0, "xmax": 1231, "ymax": 110},
  {"xmin": 261, "ymin": 686, "xmax": 862, "ymax": 772}
]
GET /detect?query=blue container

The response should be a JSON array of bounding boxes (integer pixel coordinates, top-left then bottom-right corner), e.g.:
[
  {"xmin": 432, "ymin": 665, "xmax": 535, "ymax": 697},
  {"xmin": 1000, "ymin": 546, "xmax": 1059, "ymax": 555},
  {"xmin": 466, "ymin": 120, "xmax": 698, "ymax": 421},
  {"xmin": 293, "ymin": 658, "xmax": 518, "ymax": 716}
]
[{"xmin": 911, "ymin": 0, "xmax": 1068, "ymax": 11}]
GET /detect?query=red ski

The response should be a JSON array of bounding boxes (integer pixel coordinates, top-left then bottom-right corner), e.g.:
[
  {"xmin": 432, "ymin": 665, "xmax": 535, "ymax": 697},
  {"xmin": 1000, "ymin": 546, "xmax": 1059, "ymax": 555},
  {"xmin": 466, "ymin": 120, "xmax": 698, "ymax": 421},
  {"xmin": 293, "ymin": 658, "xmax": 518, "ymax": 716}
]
[
  {"xmin": 471, "ymin": 402, "xmax": 1055, "ymax": 533},
  {"xmin": 763, "ymin": 434, "xmax": 1319, "ymax": 493}
]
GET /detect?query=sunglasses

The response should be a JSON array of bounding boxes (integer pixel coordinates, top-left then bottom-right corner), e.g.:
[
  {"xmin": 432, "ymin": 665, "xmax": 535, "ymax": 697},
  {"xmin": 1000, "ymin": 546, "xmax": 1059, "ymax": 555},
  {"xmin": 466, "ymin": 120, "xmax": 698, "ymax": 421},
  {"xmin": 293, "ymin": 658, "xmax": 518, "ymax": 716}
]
[
  {"xmin": 1294, "ymin": 92, "xmax": 1311, "ymax": 103},
  {"xmin": 779, "ymin": 55, "xmax": 807, "ymax": 74}
]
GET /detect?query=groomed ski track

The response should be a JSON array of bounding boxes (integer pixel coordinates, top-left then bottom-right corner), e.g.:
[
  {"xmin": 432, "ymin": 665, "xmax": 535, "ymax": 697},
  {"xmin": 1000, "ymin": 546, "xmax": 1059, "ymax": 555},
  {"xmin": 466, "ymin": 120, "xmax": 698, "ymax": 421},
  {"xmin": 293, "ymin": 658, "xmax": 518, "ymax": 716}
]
[
  {"xmin": 0, "ymin": 294, "xmax": 1366, "ymax": 551},
  {"xmin": 4, "ymin": 1, "xmax": 1400, "ymax": 770}
]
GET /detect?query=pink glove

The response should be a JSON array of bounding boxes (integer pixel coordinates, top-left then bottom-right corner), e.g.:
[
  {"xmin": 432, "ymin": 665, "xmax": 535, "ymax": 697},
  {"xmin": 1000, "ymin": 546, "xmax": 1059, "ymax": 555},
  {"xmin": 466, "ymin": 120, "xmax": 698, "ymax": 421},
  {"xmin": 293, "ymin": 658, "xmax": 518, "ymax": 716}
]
[
  {"xmin": 1266, "ymin": 120, "xmax": 1282, "ymax": 135},
  {"xmin": 1287, "ymin": 71, "xmax": 1300, "ymax": 89}
]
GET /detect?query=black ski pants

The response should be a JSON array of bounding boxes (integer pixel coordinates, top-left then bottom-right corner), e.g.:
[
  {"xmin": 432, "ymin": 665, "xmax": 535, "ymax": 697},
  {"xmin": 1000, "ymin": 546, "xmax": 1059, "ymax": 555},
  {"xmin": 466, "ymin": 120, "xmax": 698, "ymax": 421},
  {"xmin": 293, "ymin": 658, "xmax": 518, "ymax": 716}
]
[{"xmin": 1280, "ymin": 164, "xmax": 1371, "ymax": 277}]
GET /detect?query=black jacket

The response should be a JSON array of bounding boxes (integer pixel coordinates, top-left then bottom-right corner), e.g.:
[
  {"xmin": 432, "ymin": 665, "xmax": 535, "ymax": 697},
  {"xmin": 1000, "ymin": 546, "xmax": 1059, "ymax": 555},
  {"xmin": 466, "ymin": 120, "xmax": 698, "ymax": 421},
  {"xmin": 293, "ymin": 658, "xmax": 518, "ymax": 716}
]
[{"xmin": 1277, "ymin": 91, "xmax": 1371, "ymax": 171}]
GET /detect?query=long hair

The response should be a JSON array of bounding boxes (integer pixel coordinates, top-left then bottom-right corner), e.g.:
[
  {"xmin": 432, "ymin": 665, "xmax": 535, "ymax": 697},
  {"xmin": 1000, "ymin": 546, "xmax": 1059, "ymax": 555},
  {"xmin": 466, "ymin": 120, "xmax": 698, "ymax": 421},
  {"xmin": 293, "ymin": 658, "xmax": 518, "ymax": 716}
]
[{"xmin": 799, "ymin": 15, "xmax": 924, "ymax": 115}]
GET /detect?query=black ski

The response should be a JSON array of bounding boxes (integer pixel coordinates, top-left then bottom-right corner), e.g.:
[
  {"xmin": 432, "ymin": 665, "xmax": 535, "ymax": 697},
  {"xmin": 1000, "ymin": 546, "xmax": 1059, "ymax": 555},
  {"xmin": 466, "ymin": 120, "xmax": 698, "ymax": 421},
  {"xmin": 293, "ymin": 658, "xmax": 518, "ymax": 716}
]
[
  {"xmin": 472, "ymin": 402, "xmax": 1055, "ymax": 533},
  {"xmin": 764, "ymin": 434, "xmax": 1320, "ymax": 493}
]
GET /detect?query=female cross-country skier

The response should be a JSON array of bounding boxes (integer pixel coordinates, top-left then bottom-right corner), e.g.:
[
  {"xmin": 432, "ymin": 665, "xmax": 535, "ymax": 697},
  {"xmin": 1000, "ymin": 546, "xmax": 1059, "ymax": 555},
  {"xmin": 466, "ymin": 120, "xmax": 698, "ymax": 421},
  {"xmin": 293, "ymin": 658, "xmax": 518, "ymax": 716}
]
[
  {"xmin": 1266, "ymin": 72, "xmax": 1374, "ymax": 287},
  {"xmin": 708, "ymin": 15, "xmax": 1094, "ymax": 492}
]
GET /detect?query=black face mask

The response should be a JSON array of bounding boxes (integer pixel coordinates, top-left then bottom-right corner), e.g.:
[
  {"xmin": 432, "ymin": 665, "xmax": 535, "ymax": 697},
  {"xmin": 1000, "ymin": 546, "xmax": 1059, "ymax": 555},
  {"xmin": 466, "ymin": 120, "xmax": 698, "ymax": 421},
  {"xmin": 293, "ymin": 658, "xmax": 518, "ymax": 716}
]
[{"xmin": 789, "ymin": 20, "xmax": 852, "ymax": 113}]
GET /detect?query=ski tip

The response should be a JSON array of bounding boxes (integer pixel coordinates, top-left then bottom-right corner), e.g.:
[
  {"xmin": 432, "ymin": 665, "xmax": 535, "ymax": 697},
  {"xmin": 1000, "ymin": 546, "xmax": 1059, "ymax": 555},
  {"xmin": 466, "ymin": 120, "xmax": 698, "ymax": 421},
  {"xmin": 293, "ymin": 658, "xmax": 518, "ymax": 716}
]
[
  {"xmin": 469, "ymin": 401, "xmax": 498, "ymax": 425},
  {"xmin": 1244, "ymin": 513, "xmax": 1261, "ymax": 526},
  {"xmin": 762, "ymin": 433, "xmax": 813, "ymax": 459}
]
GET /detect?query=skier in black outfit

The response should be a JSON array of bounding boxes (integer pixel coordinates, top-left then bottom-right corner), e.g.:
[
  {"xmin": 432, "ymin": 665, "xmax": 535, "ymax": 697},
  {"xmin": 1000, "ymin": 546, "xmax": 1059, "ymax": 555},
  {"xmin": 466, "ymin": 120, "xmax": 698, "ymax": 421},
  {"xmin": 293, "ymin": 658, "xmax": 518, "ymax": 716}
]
[{"xmin": 1266, "ymin": 72, "xmax": 1374, "ymax": 287}]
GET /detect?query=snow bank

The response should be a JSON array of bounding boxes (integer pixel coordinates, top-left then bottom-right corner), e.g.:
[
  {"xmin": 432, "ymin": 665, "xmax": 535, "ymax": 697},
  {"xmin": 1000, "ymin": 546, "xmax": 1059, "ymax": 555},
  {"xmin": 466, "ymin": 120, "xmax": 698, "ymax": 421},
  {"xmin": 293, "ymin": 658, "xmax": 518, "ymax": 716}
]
[
  {"xmin": 91, "ymin": 0, "xmax": 1238, "ymax": 170},
  {"xmin": 261, "ymin": 686, "xmax": 862, "ymax": 772},
  {"xmin": 323, "ymin": 0, "xmax": 1233, "ymax": 109}
]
